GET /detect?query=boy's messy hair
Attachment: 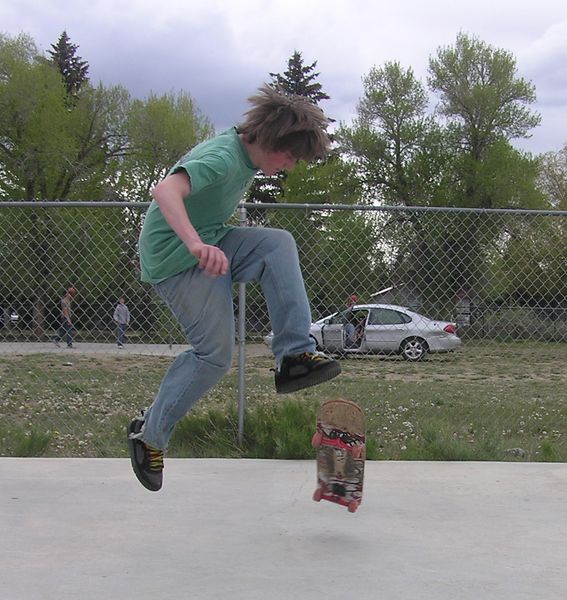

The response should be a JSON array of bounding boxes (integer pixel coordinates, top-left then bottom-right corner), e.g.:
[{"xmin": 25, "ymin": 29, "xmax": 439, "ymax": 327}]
[{"xmin": 238, "ymin": 84, "xmax": 331, "ymax": 162}]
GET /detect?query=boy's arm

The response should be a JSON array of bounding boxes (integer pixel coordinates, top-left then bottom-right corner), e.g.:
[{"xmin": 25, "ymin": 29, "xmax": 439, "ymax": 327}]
[{"xmin": 151, "ymin": 172, "xmax": 228, "ymax": 277}]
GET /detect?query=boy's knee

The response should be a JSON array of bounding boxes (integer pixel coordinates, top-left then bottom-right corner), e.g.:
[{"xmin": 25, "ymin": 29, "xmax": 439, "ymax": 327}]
[
  {"xmin": 201, "ymin": 341, "xmax": 233, "ymax": 374},
  {"xmin": 269, "ymin": 228, "xmax": 297, "ymax": 252},
  {"xmin": 276, "ymin": 228, "xmax": 295, "ymax": 244},
  {"xmin": 215, "ymin": 352, "xmax": 233, "ymax": 375}
]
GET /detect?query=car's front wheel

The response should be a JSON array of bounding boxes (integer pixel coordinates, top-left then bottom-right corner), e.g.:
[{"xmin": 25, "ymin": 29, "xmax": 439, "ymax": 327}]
[{"xmin": 400, "ymin": 337, "xmax": 428, "ymax": 361}]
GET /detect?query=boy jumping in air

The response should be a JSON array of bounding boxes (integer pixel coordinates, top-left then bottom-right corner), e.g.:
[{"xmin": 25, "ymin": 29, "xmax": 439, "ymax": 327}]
[{"xmin": 127, "ymin": 84, "xmax": 341, "ymax": 491}]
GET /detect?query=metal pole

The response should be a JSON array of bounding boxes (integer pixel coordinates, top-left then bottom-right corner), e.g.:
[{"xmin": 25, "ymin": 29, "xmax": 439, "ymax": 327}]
[{"xmin": 237, "ymin": 205, "xmax": 247, "ymax": 444}]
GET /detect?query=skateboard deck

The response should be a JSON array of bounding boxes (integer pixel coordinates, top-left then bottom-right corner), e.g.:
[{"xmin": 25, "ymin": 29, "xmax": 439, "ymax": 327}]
[{"xmin": 312, "ymin": 398, "xmax": 365, "ymax": 513}]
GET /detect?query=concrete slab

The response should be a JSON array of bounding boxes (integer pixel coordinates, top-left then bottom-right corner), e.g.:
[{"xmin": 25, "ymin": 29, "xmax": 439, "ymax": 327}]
[{"xmin": 1, "ymin": 459, "xmax": 566, "ymax": 600}]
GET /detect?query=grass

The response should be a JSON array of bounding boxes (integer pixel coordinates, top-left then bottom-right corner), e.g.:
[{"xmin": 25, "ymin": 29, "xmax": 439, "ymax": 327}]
[
  {"xmin": 169, "ymin": 400, "xmax": 382, "ymax": 460},
  {"xmin": 0, "ymin": 341, "xmax": 566, "ymax": 461}
]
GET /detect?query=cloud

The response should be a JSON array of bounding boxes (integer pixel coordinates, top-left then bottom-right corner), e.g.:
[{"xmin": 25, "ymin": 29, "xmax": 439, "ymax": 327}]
[
  {"xmin": 520, "ymin": 20, "xmax": 567, "ymax": 107},
  {"xmin": 1, "ymin": 0, "xmax": 567, "ymax": 153}
]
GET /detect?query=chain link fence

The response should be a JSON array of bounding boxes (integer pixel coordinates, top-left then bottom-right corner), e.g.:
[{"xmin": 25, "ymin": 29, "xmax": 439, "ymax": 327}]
[
  {"xmin": 243, "ymin": 203, "xmax": 567, "ymax": 347},
  {"xmin": 1, "ymin": 202, "xmax": 566, "ymax": 459}
]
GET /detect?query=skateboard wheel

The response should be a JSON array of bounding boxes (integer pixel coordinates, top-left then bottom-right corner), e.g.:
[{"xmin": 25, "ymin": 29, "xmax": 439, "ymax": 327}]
[
  {"xmin": 311, "ymin": 432, "xmax": 323, "ymax": 448},
  {"xmin": 313, "ymin": 488, "xmax": 323, "ymax": 502},
  {"xmin": 352, "ymin": 444, "xmax": 364, "ymax": 459},
  {"xmin": 347, "ymin": 500, "xmax": 359, "ymax": 513}
]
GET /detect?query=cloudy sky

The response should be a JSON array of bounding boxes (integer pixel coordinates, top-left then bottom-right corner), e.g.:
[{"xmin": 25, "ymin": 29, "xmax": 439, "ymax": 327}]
[{"xmin": 2, "ymin": 0, "xmax": 567, "ymax": 154}]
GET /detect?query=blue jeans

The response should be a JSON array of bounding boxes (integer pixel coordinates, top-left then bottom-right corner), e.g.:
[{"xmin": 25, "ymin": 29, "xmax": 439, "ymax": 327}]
[
  {"xmin": 54, "ymin": 320, "xmax": 73, "ymax": 347},
  {"xmin": 117, "ymin": 323, "xmax": 127, "ymax": 345},
  {"xmin": 138, "ymin": 227, "xmax": 316, "ymax": 450}
]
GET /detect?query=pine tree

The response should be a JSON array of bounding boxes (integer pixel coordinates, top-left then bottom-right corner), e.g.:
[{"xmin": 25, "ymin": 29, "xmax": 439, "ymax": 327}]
[
  {"xmin": 247, "ymin": 51, "xmax": 330, "ymax": 206},
  {"xmin": 48, "ymin": 31, "xmax": 89, "ymax": 96},
  {"xmin": 269, "ymin": 50, "xmax": 330, "ymax": 103}
]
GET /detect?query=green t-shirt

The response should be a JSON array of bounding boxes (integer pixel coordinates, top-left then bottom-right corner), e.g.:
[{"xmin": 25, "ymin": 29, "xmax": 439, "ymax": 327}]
[{"xmin": 139, "ymin": 127, "xmax": 258, "ymax": 283}]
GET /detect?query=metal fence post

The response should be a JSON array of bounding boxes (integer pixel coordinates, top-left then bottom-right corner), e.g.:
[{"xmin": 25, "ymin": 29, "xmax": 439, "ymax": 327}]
[{"xmin": 237, "ymin": 205, "xmax": 247, "ymax": 444}]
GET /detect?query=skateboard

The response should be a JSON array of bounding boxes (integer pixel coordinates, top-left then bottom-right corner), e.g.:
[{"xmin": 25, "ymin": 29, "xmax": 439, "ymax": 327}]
[{"xmin": 311, "ymin": 398, "xmax": 365, "ymax": 513}]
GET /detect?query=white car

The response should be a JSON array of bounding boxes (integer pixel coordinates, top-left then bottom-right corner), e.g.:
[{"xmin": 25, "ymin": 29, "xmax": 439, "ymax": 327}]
[{"xmin": 264, "ymin": 303, "xmax": 461, "ymax": 361}]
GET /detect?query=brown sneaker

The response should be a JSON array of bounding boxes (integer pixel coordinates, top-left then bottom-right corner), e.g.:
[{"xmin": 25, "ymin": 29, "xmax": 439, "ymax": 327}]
[{"xmin": 275, "ymin": 352, "xmax": 341, "ymax": 394}]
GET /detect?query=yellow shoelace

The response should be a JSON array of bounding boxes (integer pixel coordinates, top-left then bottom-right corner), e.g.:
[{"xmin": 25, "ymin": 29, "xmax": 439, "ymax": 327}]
[
  {"xmin": 147, "ymin": 446, "xmax": 164, "ymax": 470},
  {"xmin": 298, "ymin": 352, "xmax": 324, "ymax": 362}
]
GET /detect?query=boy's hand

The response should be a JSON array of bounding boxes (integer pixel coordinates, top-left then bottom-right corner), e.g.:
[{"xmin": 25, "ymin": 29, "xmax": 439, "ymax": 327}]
[{"xmin": 191, "ymin": 242, "xmax": 228, "ymax": 277}]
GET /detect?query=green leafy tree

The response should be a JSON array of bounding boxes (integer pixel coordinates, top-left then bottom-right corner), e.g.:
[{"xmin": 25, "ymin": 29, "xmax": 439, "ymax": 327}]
[
  {"xmin": 420, "ymin": 33, "xmax": 545, "ymax": 312},
  {"xmin": 491, "ymin": 213, "xmax": 567, "ymax": 314},
  {"xmin": 538, "ymin": 146, "xmax": 567, "ymax": 210},
  {"xmin": 428, "ymin": 32, "xmax": 541, "ymax": 208},
  {"xmin": 0, "ymin": 36, "xmax": 60, "ymax": 331},
  {"xmin": 0, "ymin": 32, "xmax": 132, "ymax": 335},
  {"xmin": 282, "ymin": 156, "xmax": 360, "ymax": 206},
  {"xmin": 336, "ymin": 61, "xmax": 457, "ymax": 311},
  {"xmin": 117, "ymin": 91, "xmax": 214, "ymax": 202},
  {"xmin": 491, "ymin": 145, "xmax": 567, "ymax": 312},
  {"xmin": 468, "ymin": 139, "xmax": 545, "ymax": 210},
  {"xmin": 0, "ymin": 34, "xmax": 70, "ymax": 200},
  {"xmin": 47, "ymin": 31, "xmax": 89, "ymax": 97},
  {"xmin": 338, "ymin": 61, "xmax": 448, "ymax": 206},
  {"xmin": 0, "ymin": 33, "xmax": 130, "ymax": 202}
]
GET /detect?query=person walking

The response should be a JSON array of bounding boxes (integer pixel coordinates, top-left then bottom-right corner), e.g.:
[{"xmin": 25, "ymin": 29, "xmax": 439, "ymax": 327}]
[
  {"xmin": 113, "ymin": 297, "xmax": 130, "ymax": 348},
  {"xmin": 52, "ymin": 287, "xmax": 77, "ymax": 348},
  {"xmin": 127, "ymin": 84, "xmax": 341, "ymax": 492}
]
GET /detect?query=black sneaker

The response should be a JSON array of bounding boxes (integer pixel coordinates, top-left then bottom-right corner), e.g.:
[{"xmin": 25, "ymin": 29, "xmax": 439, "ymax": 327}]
[
  {"xmin": 127, "ymin": 416, "xmax": 164, "ymax": 492},
  {"xmin": 275, "ymin": 352, "xmax": 341, "ymax": 394}
]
